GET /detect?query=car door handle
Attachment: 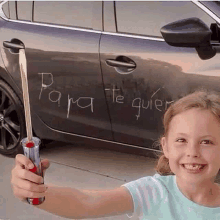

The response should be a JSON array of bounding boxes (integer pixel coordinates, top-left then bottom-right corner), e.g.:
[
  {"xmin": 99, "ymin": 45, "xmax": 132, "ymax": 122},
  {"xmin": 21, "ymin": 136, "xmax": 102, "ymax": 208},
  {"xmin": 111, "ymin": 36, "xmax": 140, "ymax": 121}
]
[
  {"xmin": 106, "ymin": 59, "xmax": 136, "ymax": 68},
  {"xmin": 3, "ymin": 41, "xmax": 24, "ymax": 50}
]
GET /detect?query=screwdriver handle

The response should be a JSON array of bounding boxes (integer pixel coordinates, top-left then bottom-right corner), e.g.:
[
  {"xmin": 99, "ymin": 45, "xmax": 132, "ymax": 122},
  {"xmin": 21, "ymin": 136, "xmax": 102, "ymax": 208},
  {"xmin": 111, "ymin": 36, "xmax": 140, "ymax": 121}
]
[{"xmin": 21, "ymin": 137, "xmax": 45, "ymax": 205}]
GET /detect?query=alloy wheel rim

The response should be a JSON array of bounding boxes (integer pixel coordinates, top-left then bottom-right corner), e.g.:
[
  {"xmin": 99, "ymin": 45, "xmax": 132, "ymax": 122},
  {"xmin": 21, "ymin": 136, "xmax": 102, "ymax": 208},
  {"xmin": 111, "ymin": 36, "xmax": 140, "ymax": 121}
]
[{"xmin": 0, "ymin": 90, "xmax": 21, "ymax": 152}]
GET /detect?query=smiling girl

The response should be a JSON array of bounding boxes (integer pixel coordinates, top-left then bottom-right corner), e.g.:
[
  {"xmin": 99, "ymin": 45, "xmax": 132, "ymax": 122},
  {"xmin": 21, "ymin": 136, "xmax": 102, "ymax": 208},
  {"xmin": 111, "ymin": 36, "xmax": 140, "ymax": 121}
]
[{"xmin": 11, "ymin": 90, "xmax": 220, "ymax": 219}]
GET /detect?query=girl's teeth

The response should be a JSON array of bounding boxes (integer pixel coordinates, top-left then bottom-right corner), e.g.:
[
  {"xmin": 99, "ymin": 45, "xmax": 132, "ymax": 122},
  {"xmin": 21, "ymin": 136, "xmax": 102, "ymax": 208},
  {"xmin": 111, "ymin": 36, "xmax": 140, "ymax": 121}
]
[{"xmin": 184, "ymin": 164, "xmax": 203, "ymax": 170}]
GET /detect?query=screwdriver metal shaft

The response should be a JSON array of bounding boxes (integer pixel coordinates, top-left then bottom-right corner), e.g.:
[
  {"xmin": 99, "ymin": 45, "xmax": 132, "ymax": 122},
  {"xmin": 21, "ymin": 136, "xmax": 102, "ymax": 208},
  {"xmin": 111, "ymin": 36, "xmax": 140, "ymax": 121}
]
[{"xmin": 19, "ymin": 49, "xmax": 33, "ymax": 142}]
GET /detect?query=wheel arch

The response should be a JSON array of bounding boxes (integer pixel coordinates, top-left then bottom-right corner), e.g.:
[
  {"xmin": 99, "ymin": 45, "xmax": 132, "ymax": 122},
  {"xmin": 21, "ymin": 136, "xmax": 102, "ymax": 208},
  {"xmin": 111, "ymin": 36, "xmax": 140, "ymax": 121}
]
[
  {"xmin": 0, "ymin": 63, "xmax": 42, "ymax": 136},
  {"xmin": 0, "ymin": 67, "xmax": 23, "ymax": 100}
]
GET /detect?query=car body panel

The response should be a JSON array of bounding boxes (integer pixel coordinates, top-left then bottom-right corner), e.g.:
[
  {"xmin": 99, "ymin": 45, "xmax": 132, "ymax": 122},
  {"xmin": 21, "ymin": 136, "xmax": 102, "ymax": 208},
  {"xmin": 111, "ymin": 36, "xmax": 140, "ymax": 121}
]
[
  {"xmin": 0, "ymin": 17, "xmax": 23, "ymax": 100},
  {"xmin": 100, "ymin": 1, "xmax": 220, "ymax": 148},
  {"xmin": 100, "ymin": 33, "xmax": 220, "ymax": 148},
  {"xmin": 1, "ymin": 1, "xmax": 220, "ymax": 155},
  {"xmin": 0, "ymin": 16, "xmax": 113, "ymax": 140}
]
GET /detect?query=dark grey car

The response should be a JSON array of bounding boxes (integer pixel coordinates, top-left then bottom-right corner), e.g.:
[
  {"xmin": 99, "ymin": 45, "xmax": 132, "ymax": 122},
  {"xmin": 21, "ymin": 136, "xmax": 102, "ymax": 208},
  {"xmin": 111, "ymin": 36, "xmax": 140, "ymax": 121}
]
[{"xmin": 0, "ymin": 1, "xmax": 220, "ymax": 156}]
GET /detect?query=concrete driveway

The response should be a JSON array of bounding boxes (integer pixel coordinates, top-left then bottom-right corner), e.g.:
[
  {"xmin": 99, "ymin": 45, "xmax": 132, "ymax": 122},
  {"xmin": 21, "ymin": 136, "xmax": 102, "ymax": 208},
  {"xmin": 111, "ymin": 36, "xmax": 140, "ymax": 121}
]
[{"xmin": 1, "ymin": 140, "xmax": 158, "ymax": 220}]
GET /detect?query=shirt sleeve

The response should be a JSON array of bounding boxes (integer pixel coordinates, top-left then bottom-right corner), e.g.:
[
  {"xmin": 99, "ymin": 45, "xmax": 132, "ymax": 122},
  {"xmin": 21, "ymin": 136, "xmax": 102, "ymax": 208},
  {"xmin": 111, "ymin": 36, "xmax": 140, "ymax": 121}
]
[{"xmin": 122, "ymin": 174, "xmax": 167, "ymax": 218}]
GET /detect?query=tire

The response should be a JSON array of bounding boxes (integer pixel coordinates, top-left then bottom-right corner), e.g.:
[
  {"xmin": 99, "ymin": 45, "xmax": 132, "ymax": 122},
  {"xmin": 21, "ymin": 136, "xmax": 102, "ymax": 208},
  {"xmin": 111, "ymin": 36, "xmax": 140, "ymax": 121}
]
[{"xmin": 0, "ymin": 80, "xmax": 25, "ymax": 156}]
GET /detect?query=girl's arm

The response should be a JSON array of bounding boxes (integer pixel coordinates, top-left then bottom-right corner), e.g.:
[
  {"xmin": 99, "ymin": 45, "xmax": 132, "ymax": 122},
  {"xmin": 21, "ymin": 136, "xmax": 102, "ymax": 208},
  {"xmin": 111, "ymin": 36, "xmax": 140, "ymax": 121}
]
[
  {"xmin": 36, "ymin": 185, "xmax": 133, "ymax": 219},
  {"xmin": 11, "ymin": 154, "xmax": 133, "ymax": 219}
]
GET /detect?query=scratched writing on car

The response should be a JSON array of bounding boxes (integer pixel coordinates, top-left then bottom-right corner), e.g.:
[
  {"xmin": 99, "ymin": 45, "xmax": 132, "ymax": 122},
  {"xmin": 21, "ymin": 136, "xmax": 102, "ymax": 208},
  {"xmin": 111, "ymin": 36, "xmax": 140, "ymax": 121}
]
[
  {"xmin": 105, "ymin": 85, "xmax": 174, "ymax": 120},
  {"xmin": 38, "ymin": 73, "xmax": 174, "ymax": 120}
]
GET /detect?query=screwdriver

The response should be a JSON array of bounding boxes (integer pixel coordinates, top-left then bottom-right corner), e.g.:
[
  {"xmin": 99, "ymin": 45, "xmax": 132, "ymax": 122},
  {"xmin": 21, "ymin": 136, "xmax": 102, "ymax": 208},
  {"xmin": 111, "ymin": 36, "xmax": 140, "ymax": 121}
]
[{"xmin": 19, "ymin": 48, "xmax": 45, "ymax": 205}]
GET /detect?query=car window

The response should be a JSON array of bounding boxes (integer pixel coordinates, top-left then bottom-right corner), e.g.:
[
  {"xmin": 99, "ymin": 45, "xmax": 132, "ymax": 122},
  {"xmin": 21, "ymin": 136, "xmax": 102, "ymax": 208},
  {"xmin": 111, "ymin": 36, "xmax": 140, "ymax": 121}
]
[
  {"xmin": 17, "ymin": 1, "xmax": 32, "ymax": 21},
  {"xmin": 2, "ymin": 1, "xmax": 9, "ymax": 18},
  {"xmin": 8, "ymin": 1, "xmax": 16, "ymax": 20},
  {"xmin": 115, "ymin": 1, "xmax": 216, "ymax": 37},
  {"xmin": 200, "ymin": 1, "xmax": 220, "ymax": 20},
  {"xmin": 33, "ymin": 1, "xmax": 102, "ymax": 30}
]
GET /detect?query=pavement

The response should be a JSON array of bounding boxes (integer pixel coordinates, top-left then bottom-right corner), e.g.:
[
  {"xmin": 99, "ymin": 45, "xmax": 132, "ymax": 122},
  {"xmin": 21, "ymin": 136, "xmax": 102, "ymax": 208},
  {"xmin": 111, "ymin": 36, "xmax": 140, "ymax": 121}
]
[{"xmin": 1, "ymin": 140, "xmax": 158, "ymax": 220}]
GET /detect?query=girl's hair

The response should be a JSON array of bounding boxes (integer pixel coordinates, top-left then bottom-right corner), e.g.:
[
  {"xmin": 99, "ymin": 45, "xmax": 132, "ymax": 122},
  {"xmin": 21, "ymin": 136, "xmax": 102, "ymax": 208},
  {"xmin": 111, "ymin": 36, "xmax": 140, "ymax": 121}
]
[{"xmin": 155, "ymin": 89, "xmax": 220, "ymax": 175}]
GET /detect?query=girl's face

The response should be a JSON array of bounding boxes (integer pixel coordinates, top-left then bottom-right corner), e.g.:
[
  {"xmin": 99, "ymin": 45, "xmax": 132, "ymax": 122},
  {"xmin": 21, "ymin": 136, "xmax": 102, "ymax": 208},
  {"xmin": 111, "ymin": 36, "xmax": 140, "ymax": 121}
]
[{"xmin": 161, "ymin": 108, "xmax": 220, "ymax": 184}]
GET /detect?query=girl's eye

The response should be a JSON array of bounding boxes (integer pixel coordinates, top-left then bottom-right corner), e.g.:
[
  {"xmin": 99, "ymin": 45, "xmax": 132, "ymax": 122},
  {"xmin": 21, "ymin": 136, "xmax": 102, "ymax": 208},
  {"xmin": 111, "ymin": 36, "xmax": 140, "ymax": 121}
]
[
  {"xmin": 201, "ymin": 140, "xmax": 214, "ymax": 145},
  {"xmin": 176, "ymin": 138, "xmax": 186, "ymax": 143}
]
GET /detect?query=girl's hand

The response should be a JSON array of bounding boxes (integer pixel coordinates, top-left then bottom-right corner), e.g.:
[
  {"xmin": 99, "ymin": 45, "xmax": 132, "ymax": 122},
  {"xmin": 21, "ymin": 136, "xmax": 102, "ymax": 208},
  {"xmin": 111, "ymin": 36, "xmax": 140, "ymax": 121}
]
[{"xmin": 11, "ymin": 154, "xmax": 49, "ymax": 202}]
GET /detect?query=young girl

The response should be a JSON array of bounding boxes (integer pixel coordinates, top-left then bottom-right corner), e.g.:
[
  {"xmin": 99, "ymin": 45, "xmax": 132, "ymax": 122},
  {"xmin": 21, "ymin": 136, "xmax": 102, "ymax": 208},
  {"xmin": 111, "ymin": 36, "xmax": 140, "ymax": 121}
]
[{"xmin": 11, "ymin": 90, "xmax": 220, "ymax": 219}]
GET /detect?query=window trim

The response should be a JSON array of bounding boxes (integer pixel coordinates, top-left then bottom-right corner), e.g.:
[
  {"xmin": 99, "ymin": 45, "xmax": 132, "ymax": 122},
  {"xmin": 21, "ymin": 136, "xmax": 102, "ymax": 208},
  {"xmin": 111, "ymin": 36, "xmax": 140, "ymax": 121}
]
[
  {"xmin": 0, "ymin": 0, "xmax": 101, "ymax": 34},
  {"xmin": 193, "ymin": 0, "xmax": 220, "ymax": 23},
  {"xmin": 113, "ymin": 0, "xmax": 220, "ymax": 39},
  {"xmin": 0, "ymin": 0, "xmax": 220, "ymax": 42}
]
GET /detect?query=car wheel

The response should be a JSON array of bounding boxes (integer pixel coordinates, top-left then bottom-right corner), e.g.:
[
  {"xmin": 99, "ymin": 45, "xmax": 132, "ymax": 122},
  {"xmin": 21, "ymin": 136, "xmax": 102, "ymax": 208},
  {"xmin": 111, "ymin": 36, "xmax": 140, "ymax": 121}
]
[{"xmin": 0, "ymin": 80, "xmax": 25, "ymax": 156}]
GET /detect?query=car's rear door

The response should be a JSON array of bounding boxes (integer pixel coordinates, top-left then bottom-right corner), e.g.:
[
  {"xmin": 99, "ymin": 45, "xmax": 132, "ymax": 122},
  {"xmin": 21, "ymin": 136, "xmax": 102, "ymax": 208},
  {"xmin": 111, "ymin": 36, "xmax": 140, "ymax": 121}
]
[
  {"xmin": 100, "ymin": 1, "xmax": 220, "ymax": 149},
  {"xmin": 0, "ymin": 1, "xmax": 113, "ymax": 140}
]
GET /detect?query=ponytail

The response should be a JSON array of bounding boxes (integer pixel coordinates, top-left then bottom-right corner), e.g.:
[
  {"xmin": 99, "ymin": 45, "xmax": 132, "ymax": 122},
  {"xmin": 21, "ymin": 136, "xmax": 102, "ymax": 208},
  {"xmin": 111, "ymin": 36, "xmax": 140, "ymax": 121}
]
[{"xmin": 155, "ymin": 154, "xmax": 173, "ymax": 175}]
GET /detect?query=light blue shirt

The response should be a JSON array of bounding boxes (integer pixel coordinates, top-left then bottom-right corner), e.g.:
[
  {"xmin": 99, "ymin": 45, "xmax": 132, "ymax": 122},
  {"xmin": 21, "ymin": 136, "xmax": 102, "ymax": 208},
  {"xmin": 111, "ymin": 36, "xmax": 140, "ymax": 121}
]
[{"xmin": 122, "ymin": 174, "xmax": 220, "ymax": 220}]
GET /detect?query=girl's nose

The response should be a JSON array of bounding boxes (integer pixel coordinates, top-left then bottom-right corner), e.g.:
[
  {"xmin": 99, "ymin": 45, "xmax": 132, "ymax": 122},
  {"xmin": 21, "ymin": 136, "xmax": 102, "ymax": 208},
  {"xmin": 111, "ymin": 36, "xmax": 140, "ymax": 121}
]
[{"xmin": 186, "ymin": 142, "xmax": 200, "ymax": 158}]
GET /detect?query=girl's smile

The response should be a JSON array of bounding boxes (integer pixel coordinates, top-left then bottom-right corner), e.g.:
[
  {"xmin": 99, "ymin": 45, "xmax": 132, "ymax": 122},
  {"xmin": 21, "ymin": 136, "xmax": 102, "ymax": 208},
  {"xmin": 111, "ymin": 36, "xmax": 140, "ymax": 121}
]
[{"xmin": 181, "ymin": 163, "xmax": 207, "ymax": 174}]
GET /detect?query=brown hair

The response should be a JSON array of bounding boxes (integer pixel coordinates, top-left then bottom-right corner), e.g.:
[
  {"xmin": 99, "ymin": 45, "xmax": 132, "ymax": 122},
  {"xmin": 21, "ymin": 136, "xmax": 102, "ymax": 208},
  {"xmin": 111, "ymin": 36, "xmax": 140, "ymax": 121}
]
[{"xmin": 155, "ymin": 89, "xmax": 220, "ymax": 175}]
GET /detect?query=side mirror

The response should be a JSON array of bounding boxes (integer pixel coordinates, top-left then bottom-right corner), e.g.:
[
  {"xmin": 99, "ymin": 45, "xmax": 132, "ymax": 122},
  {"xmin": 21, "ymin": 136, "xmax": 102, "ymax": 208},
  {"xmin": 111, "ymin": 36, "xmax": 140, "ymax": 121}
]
[{"xmin": 161, "ymin": 17, "xmax": 216, "ymax": 60}]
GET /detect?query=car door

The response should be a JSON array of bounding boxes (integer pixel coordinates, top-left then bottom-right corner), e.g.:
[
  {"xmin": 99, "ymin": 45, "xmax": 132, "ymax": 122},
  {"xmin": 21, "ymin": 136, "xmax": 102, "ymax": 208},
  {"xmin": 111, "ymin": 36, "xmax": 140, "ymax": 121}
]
[
  {"xmin": 1, "ymin": 1, "xmax": 113, "ymax": 140},
  {"xmin": 100, "ymin": 1, "xmax": 220, "ymax": 149}
]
